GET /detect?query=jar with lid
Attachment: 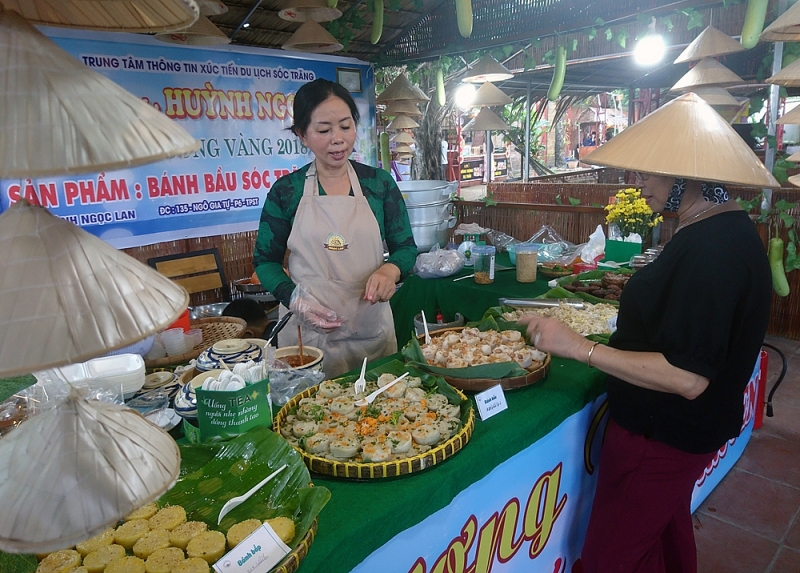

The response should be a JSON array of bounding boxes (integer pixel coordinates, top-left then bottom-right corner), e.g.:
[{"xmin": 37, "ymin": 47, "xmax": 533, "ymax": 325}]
[
  {"xmin": 472, "ymin": 245, "xmax": 496, "ymax": 284},
  {"xmin": 515, "ymin": 243, "xmax": 539, "ymax": 283}
]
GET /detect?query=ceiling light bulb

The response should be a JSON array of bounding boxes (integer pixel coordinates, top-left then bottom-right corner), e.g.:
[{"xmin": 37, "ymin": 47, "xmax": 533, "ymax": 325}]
[
  {"xmin": 634, "ymin": 34, "xmax": 665, "ymax": 66},
  {"xmin": 243, "ymin": 22, "xmax": 250, "ymax": 28},
  {"xmin": 455, "ymin": 84, "xmax": 476, "ymax": 110}
]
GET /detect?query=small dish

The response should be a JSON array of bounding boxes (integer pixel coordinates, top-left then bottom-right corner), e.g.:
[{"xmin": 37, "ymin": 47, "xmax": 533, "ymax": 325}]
[
  {"xmin": 196, "ymin": 339, "xmax": 263, "ymax": 372},
  {"xmin": 143, "ymin": 371, "xmax": 176, "ymax": 390},
  {"xmin": 173, "ymin": 383, "xmax": 198, "ymax": 419}
]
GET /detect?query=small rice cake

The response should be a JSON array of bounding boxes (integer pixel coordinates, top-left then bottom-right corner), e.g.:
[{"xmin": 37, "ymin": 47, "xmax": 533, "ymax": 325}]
[
  {"xmin": 171, "ymin": 558, "xmax": 209, "ymax": 573},
  {"xmin": 148, "ymin": 506, "xmax": 187, "ymax": 531},
  {"xmin": 71, "ymin": 568, "xmax": 89, "ymax": 573},
  {"xmin": 186, "ymin": 531, "xmax": 226, "ymax": 564},
  {"xmin": 144, "ymin": 547, "xmax": 185, "ymax": 573},
  {"xmin": 114, "ymin": 520, "xmax": 150, "ymax": 550},
  {"xmin": 265, "ymin": 517, "xmax": 295, "ymax": 545},
  {"xmin": 83, "ymin": 545, "xmax": 126, "ymax": 573},
  {"xmin": 132, "ymin": 529, "xmax": 171, "ymax": 560},
  {"xmin": 76, "ymin": 529, "xmax": 115, "ymax": 557},
  {"xmin": 168, "ymin": 522, "xmax": 207, "ymax": 551},
  {"xmin": 36, "ymin": 550, "xmax": 82, "ymax": 573},
  {"xmin": 126, "ymin": 502, "xmax": 159, "ymax": 522},
  {"xmin": 226, "ymin": 519, "xmax": 262, "ymax": 549},
  {"xmin": 104, "ymin": 556, "xmax": 145, "ymax": 573}
]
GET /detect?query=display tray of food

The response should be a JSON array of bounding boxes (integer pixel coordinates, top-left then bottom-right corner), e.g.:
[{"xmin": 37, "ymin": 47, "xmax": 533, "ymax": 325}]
[
  {"xmin": 402, "ymin": 320, "xmax": 550, "ymax": 392},
  {"xmin": 542, "ymin": 269, "xmax": 634, "ymax": 305},
  {"xmin": 495, "ymin": 302, "xmax": 619, "ymax": 338},
  {"xmin": 273, "ymin": 360, "xmax": 474, "ymax": 480},
  {"xmin": 537, "ymin": 263, "xmax": 574, "ymax": 278},
  {"xmin": 6, "ymin": 427, "xmax": 329, "ymax": 573}
]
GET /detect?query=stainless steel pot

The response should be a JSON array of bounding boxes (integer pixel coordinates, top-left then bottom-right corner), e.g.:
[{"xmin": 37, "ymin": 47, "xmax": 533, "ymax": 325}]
[
  {"xmin": 397, "ymin": 180, "xmax": 457, "ymax": 206},
  {"xmin": 405, "ymin": 198, "xmax": 453, "ymax": 225},
  {"xmin": 411, "ymin": 216, "xmax": 457, "ymax": 252}
]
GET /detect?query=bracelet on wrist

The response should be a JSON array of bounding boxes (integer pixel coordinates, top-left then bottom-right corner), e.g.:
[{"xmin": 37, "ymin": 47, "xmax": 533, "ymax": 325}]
[{"xmin": 586, "ymin": 341, "xmax": 600, "ymax": 368}]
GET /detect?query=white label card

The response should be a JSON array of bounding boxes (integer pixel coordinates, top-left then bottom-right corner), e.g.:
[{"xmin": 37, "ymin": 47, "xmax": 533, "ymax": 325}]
[
  {"xmin": 475, "ymin": 384, "xmax": 508, "ymax": 421},
  {"xmin": 212, "ymin": 524, "xmax": 291, "ymax": 573},
  {"xmin": 607, "ymin": 315, "xmax": 617, "ymax": 334}
]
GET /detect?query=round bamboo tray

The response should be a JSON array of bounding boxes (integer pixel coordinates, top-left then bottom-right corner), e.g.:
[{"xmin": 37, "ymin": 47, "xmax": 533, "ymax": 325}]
[
  {"xmin": 273, "ymin": 517, "xmax": 317, "ymax": 573},
  {"xmin": 415, "ymin": 327, "xmax": 550, "ymax": 392},
  {"xmin": 273, "ymin": 384, "xmax": 475, "ymax": 480},
  {"xmin": 145, "ymin": 317, "xmax": 247, "ymax": 369}
]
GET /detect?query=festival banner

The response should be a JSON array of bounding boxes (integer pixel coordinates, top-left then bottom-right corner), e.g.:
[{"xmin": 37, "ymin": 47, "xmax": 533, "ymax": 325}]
[{"xmin": 2, "ymin": 28, "xmax": 375, "ymax": 249}]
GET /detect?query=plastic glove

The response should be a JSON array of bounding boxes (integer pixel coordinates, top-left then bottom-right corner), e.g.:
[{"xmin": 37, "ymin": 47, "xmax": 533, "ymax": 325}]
[{"xmin": 289, "ymin": 284, "xmax": 344, "ymax": 333}]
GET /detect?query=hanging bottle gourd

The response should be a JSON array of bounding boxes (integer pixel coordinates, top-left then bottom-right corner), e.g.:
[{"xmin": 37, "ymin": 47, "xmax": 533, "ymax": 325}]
[
  {"xmin": 456, "ymin": 0, "xmax": 472, "ymax": 38},
  {"xmin": 371, "ymin": 0, "xmax": 384, "ymax": 44},
  {"xmin": 380, "ymin": 132, "xmax": 391, "ymax": 173},
  {"xmin": 436, "ymin": 67, "xmax": 446, "ymax": 106},
  {"xmin": 547, "ymin": 45, "xmax": 567, "ymax": 101},
  {"xmin": 741, "ymin": 0, "xmax": 768, "ymax": 49}
]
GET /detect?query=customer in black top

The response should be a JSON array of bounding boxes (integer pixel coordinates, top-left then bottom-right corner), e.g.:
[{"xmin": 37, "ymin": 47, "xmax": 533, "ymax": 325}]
[{"xmin": 519, "ymin": 92, "xmax": 777, "ymax": 573}]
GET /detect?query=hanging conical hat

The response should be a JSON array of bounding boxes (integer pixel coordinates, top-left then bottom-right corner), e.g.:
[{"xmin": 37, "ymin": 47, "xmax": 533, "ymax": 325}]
[
  {"xmin": 383, "ymin": 100, "xmax": 423, "ymax": 117},
  {"xmin": 788, "ymin": 149, "xmax": 800, "ymax": 162},
  {"xmin": 689, "ymin": 86, "xmax": 741, "ymax": 106},
  {"xmin": 761, "ymin": 1, "xmax": 800, "ymax": 41},
  {"xmin": 673, "ymin": 26, "xmax": 746, "ymax": 63},
  {"xmin": 0, "ymin": 201, "xmax": 190, "ymax": 378},
  {"xmin": 386, "ymin": 113, "xmax": 420, "ymax": 130},
  {"xmin": 463, "ymin": 108, "xmax": 510, "ymax": 131},
  {"xmin": 0, "ymin": 0, "xmax": 199, "ymax": 33},
  {"xmin": 377, "ymin": 73, "xmax": 430, "ymax": 103},
  {"xmin": 1, "ymin": 11, "xmax": 200, "ymax": 179},
  {"xmin": 197, "ymin": 0, "xmax": 227, "ymax": 15},
  {"xmin": 471, "ymin": 82, "xmax": 512, "ymax": 107},
  {"xmin": 766, "ymin": 57, "xmax": 800, "ymax": 86},
  {"xmin": 278, "ymin": 0, "xmax": 341, "ymax": 22},
  {"xmin": 391, "ymin": 131, "xmax": 415, "ymax": 144},
  {"xmin": 154, "ymin": 15, "xmax": 229, "ymax": 45},
  {"xmin": 670, "ymin": 57, "xmax": 744, "ymax": 92},
  {"xmin": 582, "ymin": 92, "xmax": 780, "ymax": 188},
  {"xmin": 282, "ymin": 20, "xmax": 342, "ymax": 53},
  {"xmin": 777, "ymin": 105, "xmax": 800, "ymax": 125},
  {"xmin": 462, "ymin": 54, "xmax": 514, "ymax": 83},
  {"xmin": 393, "ymin": 143, "xmax": 414, "ymax": 154},
  {"xmin": 0, "ymin": 388, "xmax": 180, "ymax": 553}
]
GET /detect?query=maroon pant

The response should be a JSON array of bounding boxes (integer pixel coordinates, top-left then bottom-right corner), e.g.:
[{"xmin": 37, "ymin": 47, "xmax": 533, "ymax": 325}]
[{"xmin": 579, "ymin": 419, "xmax": 715, "ymax": 573}]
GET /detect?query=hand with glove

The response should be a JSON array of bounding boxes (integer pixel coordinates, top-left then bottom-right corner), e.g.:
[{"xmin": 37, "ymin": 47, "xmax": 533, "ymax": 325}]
[{"xmin": 289, "ymin": 284, "xmax": 344, "ymax": 333}]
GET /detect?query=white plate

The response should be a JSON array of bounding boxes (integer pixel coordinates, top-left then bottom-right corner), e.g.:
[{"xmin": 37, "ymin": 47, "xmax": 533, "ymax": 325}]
[{"xmin": 146, "ymin": 408, "xmax": 181, "ymax": 431}]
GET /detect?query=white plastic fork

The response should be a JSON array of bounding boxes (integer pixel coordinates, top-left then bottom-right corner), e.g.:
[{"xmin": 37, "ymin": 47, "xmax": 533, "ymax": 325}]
[
  {"xmin": 354, "ymin": 372, "xmax": 409, "ymax": 407},
  {"xmin": 420, "ymin": 310, "xmax": 432, "ymax": 345},
  {"xmin": 354, "ymin": 357, "xmax": 368, "ymax": 394}
]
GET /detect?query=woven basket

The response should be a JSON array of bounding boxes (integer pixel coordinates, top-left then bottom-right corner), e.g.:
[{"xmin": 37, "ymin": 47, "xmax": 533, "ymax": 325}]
[
  {"xmin": 274, "ymin": 517, "xmax": 317, "ymax": 573},
  {"xmin": 274, "ymin": 385, "xmax": 475, "ymax": 480},
  {"xmin": 415, "ymin": 327, "xmax": 550, "ymax": 392},
  {"xmin": 145, "ymin": 316, "xmax": 247, "ymax": 369}
]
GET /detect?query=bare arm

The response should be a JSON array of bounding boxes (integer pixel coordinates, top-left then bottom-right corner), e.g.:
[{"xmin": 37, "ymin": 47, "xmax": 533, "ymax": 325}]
[{"xmin": 519, "ymin": 315, "xmax": 709, "ymax": 400}]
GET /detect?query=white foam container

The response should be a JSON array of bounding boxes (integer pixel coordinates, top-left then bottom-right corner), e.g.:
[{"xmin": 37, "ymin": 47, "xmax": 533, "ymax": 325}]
[{"xmin": 53, "ymin": 354, "xmax": 146, "ymax": 400}]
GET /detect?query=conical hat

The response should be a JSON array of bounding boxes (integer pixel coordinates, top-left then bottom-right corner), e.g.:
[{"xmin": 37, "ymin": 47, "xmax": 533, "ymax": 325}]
[
  {"xmin": 382, "ymin": 100, "xmax": 423, "ymax": 117},
  {"xmin": 766, "ymin": 57, "xmax": 800, "ymax": 86},
  {"xmin": 0, "ymin": 201, "xmax": 190, "ymax": 378},
  {"xmin": 377, "ymin": 73, "xmax": 430, "ymax": 103},
  {"xmin": 386, "ymin": 113, "xmax": 420, "ymax": 130},
  {"xmin": 278, "ymin": 0, "xmax": 341, "ymax": 22},
  {"xmin": 670, "ymin": 57, "xmax": 744, "ymax": 92},
  {"xmin": 583, "ymin": 92, "xmax": 779, "ymax": 188},
  {"xmin": 1, "ymin": 11, "xmax": 200, "ymax": 179},
  {"xmin": 471, "ymin": 82, "xmax": 512, "ymax": 107},
  {"xmin": 197, "ymin": 0, "xmax": 227, "ymax": 15},
  {"xmin": 673, "ymin": 26, "xmax": 746, "ymax": 63},
  {"xmin": 391, "ymin": 131, "xmax": 415, "ymax": 144},
  {"xmin": 282, "ymin": 20, "xmax": 342, "ymax": 53},
  {"xmin": 0, "ymin": 0, "xmax": 199, "ymax": 33},
  {"xmin": 0, "ymin": 389, "xmax": 180, "ymax": 553},
  {"xmin": 462, "ymin": 54, "xmax": 514, "ymax": 84},
  {"xmin": 393, "ymin": 143, "xmax": 414, "ymax": 154},
  {"xmin": 154, "ymin": 15, "xmax": 229, "ymax": 45},
  {"xmin": 690, "ymin": 86, "xmax": 741, "ymax": 106},
  {"xmin": 790, "ymin": 174, "xmax": 800, "ymax": 188},
  {"xmin": 761, "ymin": 1, "xmax": 800, "ymax": 41},
  {"xmin": 777, "ymin": 105, "xmax": 800, "ymax": 125},
  {"xmin": 463, "ymin": 108, "xmax": 510, "ymax": 131}
]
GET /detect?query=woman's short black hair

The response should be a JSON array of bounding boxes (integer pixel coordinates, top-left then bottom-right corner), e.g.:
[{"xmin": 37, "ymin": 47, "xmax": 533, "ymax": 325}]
[{"xmin": 290, "ymin": 78, "xmax": 360, "ymax": 138}]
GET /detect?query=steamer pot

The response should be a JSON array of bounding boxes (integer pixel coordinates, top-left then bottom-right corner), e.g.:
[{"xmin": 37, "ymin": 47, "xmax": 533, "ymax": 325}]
[
  {"xmin": 405, "ymin": 198, "xmax": 453, "ymax": 225},
  {"xmin": 397, "ymin": 180, "xmax": 457, "ymax": 205},
  {"xmin": 411, "ymin": 216, "xmax": 457, "ymax": 252}
]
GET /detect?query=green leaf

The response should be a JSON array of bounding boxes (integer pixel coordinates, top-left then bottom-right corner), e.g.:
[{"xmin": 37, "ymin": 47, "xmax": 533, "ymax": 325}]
[
  {"xmin": 543, "ymin": 50, "xmax": 555, "ymax": 65},
  {"xmin": 736, "ymin": 194, "xmax": 762, "ymax": 213},
  {"xmin": 523, "ymin": 55, "xmax": 537, "ymax": 70},
  {"xmin": 750, "ymin": 122, "xmax": 768, "ymax": 138},
  {"xmin": 786, "ymin": 241, "xmax": 800, "ymax": 272},
  {"xmin": 503, "ymin": 45, "xmax": 513, "ymax": 57},
  {"xmin": 686, "ymin": 9, "xmax": 704, "ymax": 30},
  {"xmin": 568, "ymin": 196, "xmax": 581, "ymax": 206},
  {"xmin": 780, "ymin": 86, "xmax": 789, "ymax": 98},
  {"xmin": 616, "ymin": 29, "xmax": 629, "ymax": 48},
  {"xmin": 0, "ymin": 554, "xmax": 37, "ymax": 573},
  {"xmin": 605, "ymin": 28, "xmax": 613, "ymax": 41},
  {"xmin": 595, "ymin": 17, "xmax": 605, "ymax": 26},
  {"xmin": 659, "ymin": 15, "xmax": 674, "ymax": 32},
  {"xmin": 531, "ymin": 37, "xmax": 542, "ymax": 48},
  {"xmin": 767, "ymin": 134, "xmax": 778, "ymax": 149},
  {"xmin": 555, "ymin": 194, "xmax": 563, "ymax": 205},
  {"xmin": 775, "ymin": 199, "xmax": 798, "ymax": 211},
  {"xmin": 570, "ymin": 38, "xmax": 578, "ymax": 52},
  {"xmin": 588, "ymin": 27, "xmax": 597, "ymax": 41}
]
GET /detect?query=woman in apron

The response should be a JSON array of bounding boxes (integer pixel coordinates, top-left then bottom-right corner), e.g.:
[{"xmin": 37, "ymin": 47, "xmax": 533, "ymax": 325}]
[{"xmin": 253, "ymin": 78, "xmax": 417, "ymax": 377}]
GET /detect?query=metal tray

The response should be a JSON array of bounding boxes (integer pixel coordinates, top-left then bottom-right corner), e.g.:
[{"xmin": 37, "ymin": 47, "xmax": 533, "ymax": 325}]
[{"xmin": 498, "ymin": 297, "xmax": 585, "ymax": 309}]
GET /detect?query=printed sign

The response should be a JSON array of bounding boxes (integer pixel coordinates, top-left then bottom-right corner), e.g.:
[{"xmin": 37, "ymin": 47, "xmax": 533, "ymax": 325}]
[
  {"xmin": 196, "ymin": 378, "xmax": 271, "ymax": 440},
  {"xmin": 212, "ymin": 524, "xmax": 290, "ymax": 573},
  {"xmin": 475, "ymin": 384, "xmax": 508, "ymax": 420},
  {"xmin": 3, "ymin": 28, "xmax": 375, "ymax": 249}
]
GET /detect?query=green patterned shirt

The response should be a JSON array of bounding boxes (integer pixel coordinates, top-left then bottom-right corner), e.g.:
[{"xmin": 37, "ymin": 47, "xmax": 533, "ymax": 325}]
[{"xmin": 253, "ymin": 160, "xmax": 417, "ymax": 307}]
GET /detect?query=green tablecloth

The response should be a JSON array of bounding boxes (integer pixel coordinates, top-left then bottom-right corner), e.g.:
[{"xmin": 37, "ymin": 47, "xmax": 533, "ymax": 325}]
[
  {"xmin": 390, "ymin": 252, "xmax": 552, "ymax": 348},
  {"xmin": 297, "ymin": 356, "xmax": 607, "ymax": 573}
]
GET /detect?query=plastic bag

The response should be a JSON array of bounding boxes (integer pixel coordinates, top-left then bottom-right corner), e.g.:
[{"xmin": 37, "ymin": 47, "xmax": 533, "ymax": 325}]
[
  {"xmin": 413, "ymin": 245, "xmax": 466, "ymax": 278},
  {"xmin": 268, "ymin": 354, "xmax": 326, "ymax": 406},
  {"xmin": 486, "ymin": 229, "xmax": 519, "ymax": 252},
  {"xmin": 580, "ymin": 225, "xmax": 606, "ymax": 263},
  {"xmin": 527, "ymin": 225, "xmax": 577, "ymax": 264}
]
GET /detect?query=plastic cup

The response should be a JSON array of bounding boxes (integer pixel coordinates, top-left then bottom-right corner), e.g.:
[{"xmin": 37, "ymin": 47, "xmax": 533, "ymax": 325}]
[
  {"xmin": 186, "ymin": 328, "xmax": 203, "ymax": 349},
  {"xmin": 161, "ymin": 328, "xmax": 188, "ymax": 357}
]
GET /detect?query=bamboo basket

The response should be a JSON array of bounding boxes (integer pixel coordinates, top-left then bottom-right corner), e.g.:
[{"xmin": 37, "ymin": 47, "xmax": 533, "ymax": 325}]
[
  {"xmin": 273, "ymin": 517, "xmax": 317, "ymax": 573},
  {"xmin": 415, "ymin": 327, "xmax": 551, "ymax": 392},
  {"xmin": 145, "ymin": 316, "xmax": 247, "ymax": 368},
  {"xmin": 273, "ymin": 385, "xmax": 475, "ymax": 480}
]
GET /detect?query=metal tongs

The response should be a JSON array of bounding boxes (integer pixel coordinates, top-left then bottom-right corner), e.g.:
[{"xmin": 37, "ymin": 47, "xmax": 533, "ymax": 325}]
[{"xmin": 498, "ymin": 297, "xmax": 585, "ymax": 309}]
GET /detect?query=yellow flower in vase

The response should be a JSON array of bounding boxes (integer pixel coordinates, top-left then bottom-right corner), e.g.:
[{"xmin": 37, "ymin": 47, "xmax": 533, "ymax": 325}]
[{"xmin": 605, "ymin": 188, "xmax": 663, "ymax": 240}]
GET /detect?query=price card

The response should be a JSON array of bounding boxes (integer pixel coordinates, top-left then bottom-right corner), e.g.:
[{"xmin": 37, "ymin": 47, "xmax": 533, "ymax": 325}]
[
  {"xmin": 606, "ymin": 315, "xmax": 617, "ymax": 334},
  {"xmin": 213, "ymin": 524, "xmax": 290, "ymax": 573},
  {"xmin": 475, "ymin": 384, "xmax": 508, "ymax": 421}
]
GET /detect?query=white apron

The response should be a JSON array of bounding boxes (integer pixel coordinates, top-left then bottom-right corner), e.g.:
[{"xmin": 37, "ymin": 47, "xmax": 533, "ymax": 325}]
[{"xmin": 278, "ymin": 161, "xmax": 397, "ymax": 377}]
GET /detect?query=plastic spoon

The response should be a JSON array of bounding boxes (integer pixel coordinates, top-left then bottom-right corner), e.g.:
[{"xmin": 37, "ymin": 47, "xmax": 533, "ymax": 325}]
[
  {"xmin": 420, "ymin": 310, "xmax": 432, "ymax": 345},
  {"xmin": 217, "ymin": 463, "xmax": 288, "ymax": 524},
  {"xmin": 354, "ymin": 372, "xmax": 409, "ymax": 407}
]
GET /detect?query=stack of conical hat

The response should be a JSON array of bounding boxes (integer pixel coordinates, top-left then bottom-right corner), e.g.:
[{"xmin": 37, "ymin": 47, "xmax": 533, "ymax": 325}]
[
  {"xmin": 471, "ymin": 82, "xmax": 512, "ymax": 107},
  {"xmin": 383, "ymin": 100, "xmax": 423, "ymax": 117},
  {"xmin": 377, "ymin": 73, "xmax": 430, "ymax": 103},
  {"xmin": 461, "ymin": 54, "xmax": 514, "ymax": 83},
  {"xmin": 154, "ymin": 14, "xmax": 230, "ymax": 45},
  {"xmin": 674, "ymin": 26, "xmax": 746, "ymax": 64},
  {"xmin": 283, "ymin": 20, "xmax": 342, "ymax": 52},
  {"xmin": 463, "ymin": 108, "xmax": 510, "ymax": 131},
  {"xmin": 391, "ymin": 131, "xmax": 415, "ymax": 144},
  {"xmin": 686, "ymin": 87, "xmax": 746, "ymax": 123},
  {"xmin": 393, "ymin": 143, "xmax": 414, "ymax": 155},
  {"xmin": 761, "ymin": 1, "xmax": 800, "ymax": 42},
  {"xmin": 766, "ymin": 57, "xmax": 800, "ymax": 86},
  {"xmin": 671, "ymin": 57, "xmax": 744, "ymax": 92},
  {"xmin": 386, "ymin": 114, "xmax": 420, "ymax": 130},
  {"xmin": 582, "ymin": 92, "xmax": 780, "ymax": 189}
]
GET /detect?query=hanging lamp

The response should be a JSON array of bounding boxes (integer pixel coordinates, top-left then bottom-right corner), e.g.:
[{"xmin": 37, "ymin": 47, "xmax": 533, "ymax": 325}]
[{"xmin": 461, "ymin": 54, "xmax": 514, "ymax": 83}]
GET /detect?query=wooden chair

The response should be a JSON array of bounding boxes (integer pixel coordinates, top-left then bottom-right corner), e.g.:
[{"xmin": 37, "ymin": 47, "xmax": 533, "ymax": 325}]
[{"xmin": 147, "ymin": 248, "xmax": 231, "ymax": 303}]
